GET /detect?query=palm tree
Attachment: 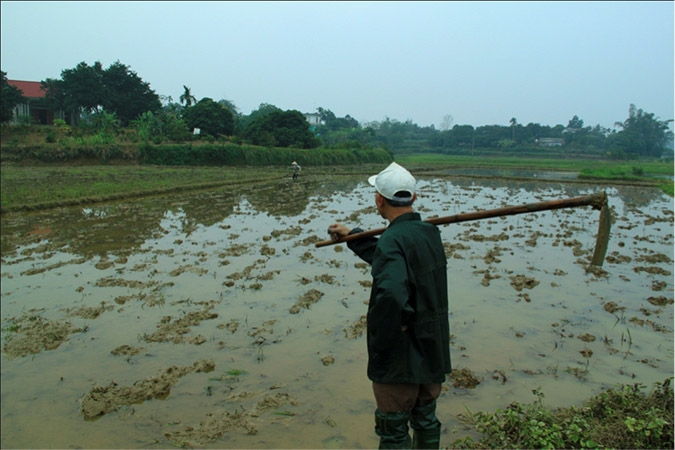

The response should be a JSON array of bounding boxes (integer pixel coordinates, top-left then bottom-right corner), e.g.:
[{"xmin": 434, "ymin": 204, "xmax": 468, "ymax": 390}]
[
  {"xmin": 510, "ymin": 117, "xmax": 518, "ymax": 141},
  {"xmin": 180, "ymin": 85, "xmax": 196, "ymax": 108}
]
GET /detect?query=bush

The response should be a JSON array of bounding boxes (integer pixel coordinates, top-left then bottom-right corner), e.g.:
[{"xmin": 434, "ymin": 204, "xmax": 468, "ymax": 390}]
[
  {"xmin": 453, "ymin": 378, "xmax": 673, "ymax": 449},
  {"xmin": 1, "ymin": 143, "xmax": 138, "ymax": 162},
  {"xmin": 139, "ymin": 143, "xmax": 392, "ymax": 166}
]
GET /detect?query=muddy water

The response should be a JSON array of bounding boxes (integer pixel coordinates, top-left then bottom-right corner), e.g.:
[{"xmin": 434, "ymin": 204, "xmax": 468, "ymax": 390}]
[{"xmin": 1, "ymin": 175, "xmax": 673, "ymax": 449}]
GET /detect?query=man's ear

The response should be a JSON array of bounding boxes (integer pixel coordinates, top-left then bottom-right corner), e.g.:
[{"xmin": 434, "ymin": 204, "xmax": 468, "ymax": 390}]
[{"xmin": 375, "ymin": 193, "xmax": 385, "ymax": 209}]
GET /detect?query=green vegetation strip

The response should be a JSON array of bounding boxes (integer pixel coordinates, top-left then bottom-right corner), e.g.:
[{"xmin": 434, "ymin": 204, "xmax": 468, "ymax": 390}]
[
  {"xmin": 397, "ymin": 153, "xmax": 673, "ymax": 174},
  {"xmin": 397, "ymin": 153, "xmax": 673, "ymax": 195},
  {"xmin": 0, "ymin": 165, "xmax": 288, "ymax": 213},
  {"xmin": 452, "ymin": 379, "xmax": 673, "ymax": 449},
  {"xmin": 2, "ymin": 154, "xmax": 672, "ymax": 212}
]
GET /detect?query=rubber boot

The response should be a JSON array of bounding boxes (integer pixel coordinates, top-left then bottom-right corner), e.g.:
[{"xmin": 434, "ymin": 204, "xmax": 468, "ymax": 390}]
[
  {"xmin": 374, "ymin": 409, "xmax": 412, "ymax": 449},
  {"xmin": 410, "ymin": 400, "xmax": 441, "ymax": 449}
]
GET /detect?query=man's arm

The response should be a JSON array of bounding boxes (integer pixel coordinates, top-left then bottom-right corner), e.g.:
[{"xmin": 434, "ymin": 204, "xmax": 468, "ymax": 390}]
[{"xmin": 327, "ymin": 223, "xmax": 377, "ymax": 264}]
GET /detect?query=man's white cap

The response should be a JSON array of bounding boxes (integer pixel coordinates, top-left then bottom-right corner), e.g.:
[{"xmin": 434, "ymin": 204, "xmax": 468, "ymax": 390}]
[{"xmin": 368, "ymin": 162, "xmax": 416, "ymax": 202}]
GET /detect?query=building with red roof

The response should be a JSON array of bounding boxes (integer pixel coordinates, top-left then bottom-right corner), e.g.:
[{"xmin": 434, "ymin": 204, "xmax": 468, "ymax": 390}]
[{"xmin": 7, "ymin": 79, "xmax": 65, "ymax": 125}]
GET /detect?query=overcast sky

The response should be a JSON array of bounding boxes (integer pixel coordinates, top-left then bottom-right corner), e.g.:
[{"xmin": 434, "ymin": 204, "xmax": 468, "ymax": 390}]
[{"xmin": 2, "ymin": 1, "xmax": 673, "ymax": 129}]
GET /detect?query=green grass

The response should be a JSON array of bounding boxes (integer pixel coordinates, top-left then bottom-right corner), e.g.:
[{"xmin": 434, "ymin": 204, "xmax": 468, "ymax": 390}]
[{"xmin": 0, "ymin": 165, "xmax": 287, "ymax": 212}]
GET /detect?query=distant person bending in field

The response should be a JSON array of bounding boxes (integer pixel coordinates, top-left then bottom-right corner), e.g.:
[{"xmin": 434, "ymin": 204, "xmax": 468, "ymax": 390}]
[
  {"xmin": 327, "ymin": 162, "xmax": 451, "ymax": 449},
  {"xmin": 291, "ymin": 161, "xmax": 302, "ymax": 180}
]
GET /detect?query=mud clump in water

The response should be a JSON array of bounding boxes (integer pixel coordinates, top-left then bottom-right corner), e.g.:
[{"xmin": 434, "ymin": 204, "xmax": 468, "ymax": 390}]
[
  {"xmin": 578, "ymin": 333, "xmax": 596, "ymax": 342},
  {"xmin": 475, "ymin": 269, "xmax": 501, "ymax": 287},
  {"xmin": 81, "ymin": 359, "xmax": 215, "ymax": 420},
  {"xmin": 110, "ymin": 345, "xmax": 145, "ymax": 356},
  {"xmin": 633, "ymin": 266, "xmax": 672, "ymax": 276},
  {"xmin": 95, "ymin": 276, "xmax": 158, "ymax": 289},
  {"xmin": 344, "ymin": 315, "xmax": 367, "ymax": 339},
  {"xmin": 20, "ymin": 257, "xmax": 88, "ymax": 276},
  {"xmin": 143, "ymin": 304, "xmax": 218, "ymax": 344},
  {"xmin": 321, "ymin": 355, "xmax": 336, "ymax": 366},
  {"xmin": 66, "ymin": 302, "xmax": 113, "ymax": 319},
  {"xmin": 509, "ymin": 275, "xmax": 540, "ymax": 291},
  {"xmin": 169, "ymin": 265, "xmax": 208, "ymax": 277},
  {"xmin": 647, "ymin": 296, "xmax": 673, "ymax": 307},
  {"xmin": 164, "ymin": 391, "xmax": 297, "ymax": 446},
  {"xmin": 2, "ymin": 315, "xmax": 82, "ymax": 358},
  {"xmin": 443, "ymin": 242, "xmax": 470, "ymax": 259},
  {"xmin": 165, "ymin": 409, "xmax": 258, "ymax": 447},
  {"xmin": 450, "ymin": 368, "xmax": 481, "ymax": 389},
  {"xmin": 651, "ymin": 281, "xmax": 667, "ymax": 292},
  {"xmin": 636, "ymin": 253, "xmax": 672, "ymax": 264},
  {"xmin": 603, "ymin": 302, "xmax": 625, "ymax": 314},
  {"xmin": 289, "ymin": 289, "xmax": 324, "ymax": 314}
]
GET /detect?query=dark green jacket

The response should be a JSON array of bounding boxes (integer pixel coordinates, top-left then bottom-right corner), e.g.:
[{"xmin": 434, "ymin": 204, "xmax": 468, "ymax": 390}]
[{"xmin": 348, "ymin": 212, "xmax": 451, "ymax": 384}]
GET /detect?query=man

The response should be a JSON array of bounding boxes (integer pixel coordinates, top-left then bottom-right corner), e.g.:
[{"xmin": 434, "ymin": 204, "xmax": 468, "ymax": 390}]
[
  {"xmin": 328, "ymin": 162, "xmax": 451, "ymax": 449},
  {"xmin": 291, "ymin": 161, "xmax": 302, "ymax": 180}
]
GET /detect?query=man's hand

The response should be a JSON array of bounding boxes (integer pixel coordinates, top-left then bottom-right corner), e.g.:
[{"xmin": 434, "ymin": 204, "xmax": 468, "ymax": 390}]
[{"xmin": 327, "ymin": 223, "xmax": 350, "ymax": 242}]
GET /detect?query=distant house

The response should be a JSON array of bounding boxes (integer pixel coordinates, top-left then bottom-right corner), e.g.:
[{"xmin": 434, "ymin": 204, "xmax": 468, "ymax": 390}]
[
  {"xmin": 535, "ymin": 137, "xmax": 564, "ymax": 147},
  {"xmin": 304, "ymin": 112, "xmax": 323, "ymax": 127},
  {"xmin": 7, "ymin": 79, "xmax": 66, "ymax": 125}
]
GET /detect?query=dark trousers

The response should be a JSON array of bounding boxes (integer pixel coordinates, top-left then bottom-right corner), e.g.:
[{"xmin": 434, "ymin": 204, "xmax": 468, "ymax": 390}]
[{"xmin": 372, "ymin": 382, "xmax": 442, "ymax": 412}]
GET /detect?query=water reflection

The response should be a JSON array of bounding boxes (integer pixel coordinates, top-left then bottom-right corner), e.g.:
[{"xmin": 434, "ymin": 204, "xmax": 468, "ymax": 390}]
[
  {"xmin": 0, "ymin": 176, "xmax": 364, "ymax": 260},
  {"xmin": 1, "ymin": 175, "xmax": 669, "ymax": 262}
]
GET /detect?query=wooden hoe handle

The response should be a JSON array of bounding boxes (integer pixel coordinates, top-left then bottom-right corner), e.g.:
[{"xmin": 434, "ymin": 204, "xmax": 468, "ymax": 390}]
[{"xmin": 315, "ymin": 192, "xmax": 611, "ymax": 267}]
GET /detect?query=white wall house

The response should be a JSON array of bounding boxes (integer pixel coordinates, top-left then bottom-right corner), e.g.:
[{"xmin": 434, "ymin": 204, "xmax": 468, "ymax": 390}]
[{"xmin": 303, "ymin": 112, "xmax": 323, "ymax": 126}]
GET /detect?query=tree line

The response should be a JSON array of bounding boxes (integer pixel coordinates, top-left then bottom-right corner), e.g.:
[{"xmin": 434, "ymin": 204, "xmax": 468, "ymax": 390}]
[{"xmin": 2, "ymin": 61, "xmax": 673, "ymax": 159}]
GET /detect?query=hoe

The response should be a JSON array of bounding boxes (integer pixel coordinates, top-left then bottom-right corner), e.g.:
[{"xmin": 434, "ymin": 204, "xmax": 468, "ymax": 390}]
[{"xmin": 315, "ymin": 192, "xmax": 611, "ymax": 268}]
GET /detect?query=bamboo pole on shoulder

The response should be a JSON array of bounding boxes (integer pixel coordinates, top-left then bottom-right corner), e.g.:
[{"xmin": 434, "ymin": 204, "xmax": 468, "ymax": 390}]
[{"xmin": 315, "ymin": 192, "xmax": 611, "ymax": 267}]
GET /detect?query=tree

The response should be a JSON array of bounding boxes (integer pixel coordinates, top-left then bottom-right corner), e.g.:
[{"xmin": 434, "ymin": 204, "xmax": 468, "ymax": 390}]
[
  {"xmin": 182, "ymin": 97, "xmax": 234, "ymax": 137},
  {"xmin": 59, "ymin": 61, "xmax": 105, "ymax": 114},
  {"xmin": 242, "ymin": 109, "xmax": 319, "ymax": 148},
  {"xmin": 41, "ymin": 60, "xmax": 161, "ymax": 126},
  {"xmin": 567, "ymin": 115, "xmax": 584, "ymax": 129},
  {"xmin": 101, "ymin": 61, "xmax": 161, "ymax": 125},
  {"xmin": 180, "ymin": 86, "xmax": 196, "ymax": 107},
  {"xmin": 217, "ymin": 99, "xmax": 238, "ymax": 115},
  {"xmin": 1, "ymin": 71, "xmax": 25, "ymax": 122},
  {"xmin": 611, "ymin": 104, "xmax": 671, "ymax": 157},
  {"xmin": 133, "ymin": 110, "xmax": 190, "ymax": 143},
  {"xmin": 509, "ymin": 117, "xmax": 518, "ymax": 141},
  {"xmin": 236, "ymin": 103, "xmax": 282, "ymax": 135}
]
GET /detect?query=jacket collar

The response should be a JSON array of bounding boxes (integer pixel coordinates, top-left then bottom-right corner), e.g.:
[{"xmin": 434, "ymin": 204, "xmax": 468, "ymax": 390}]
[{"xmin": 389, "ymin": 211, "xmax": 421, "ymax": 227}]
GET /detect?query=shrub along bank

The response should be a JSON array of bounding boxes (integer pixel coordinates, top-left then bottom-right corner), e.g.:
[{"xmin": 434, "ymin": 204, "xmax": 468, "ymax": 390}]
[
  {"xmin": 138, "ymin": 143, "xmax": 392, "ymax": 166},
  {"xmin": 0, "ymin": 141, "xmax": 393, "ymax": 166}
]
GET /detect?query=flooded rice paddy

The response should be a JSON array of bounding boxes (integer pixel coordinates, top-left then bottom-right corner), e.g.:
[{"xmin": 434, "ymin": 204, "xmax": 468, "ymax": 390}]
[{"xmin": 1, "ymin": 173, "xmax": 673, "ymax": 449}]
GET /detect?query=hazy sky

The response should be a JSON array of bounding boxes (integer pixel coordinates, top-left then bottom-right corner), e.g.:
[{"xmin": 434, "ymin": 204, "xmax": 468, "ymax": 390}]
[{"xmin": 2, "ymin": 1, "xmax": 673, "ymax": 129}]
